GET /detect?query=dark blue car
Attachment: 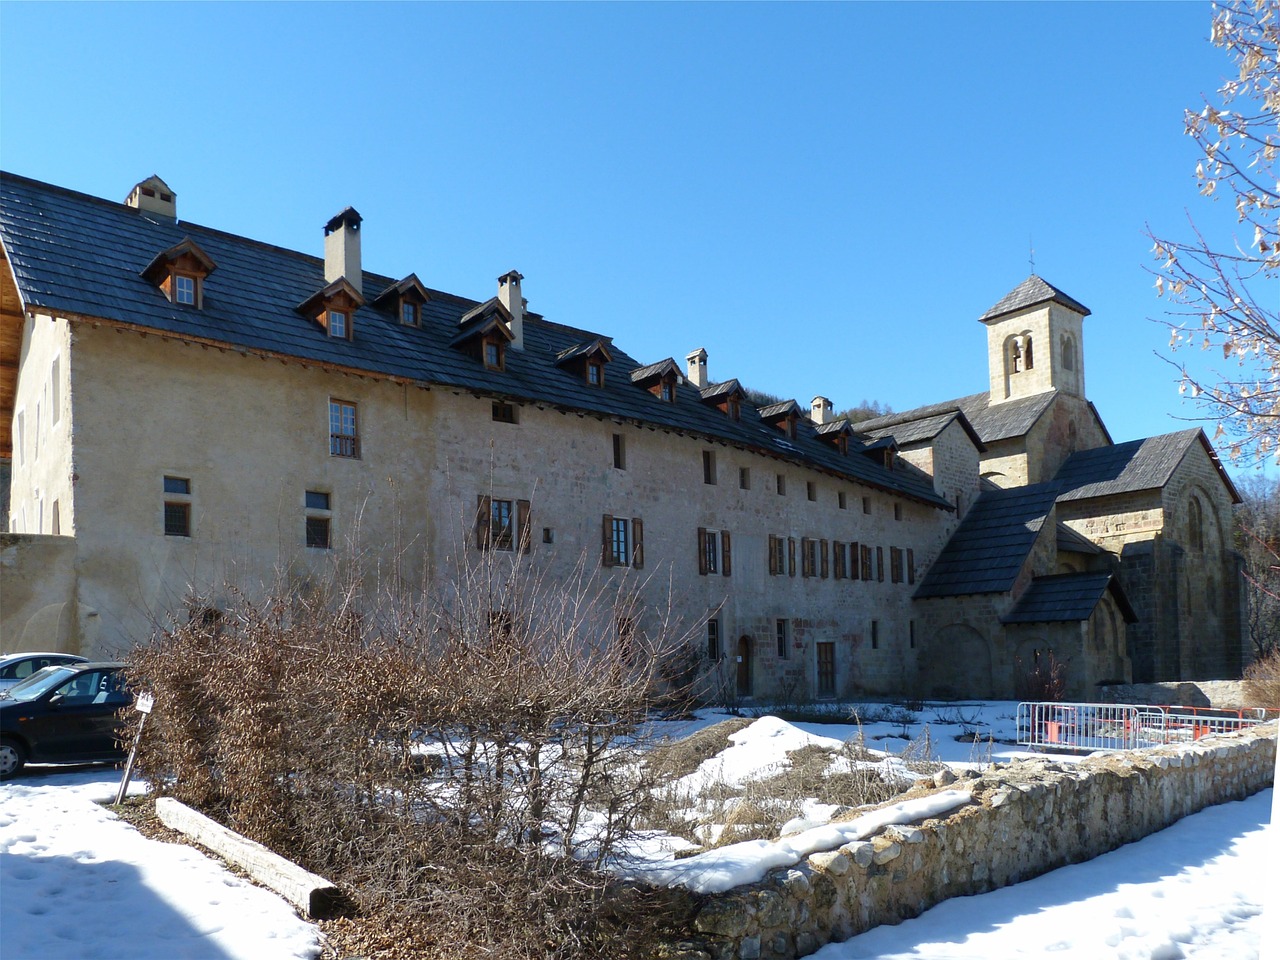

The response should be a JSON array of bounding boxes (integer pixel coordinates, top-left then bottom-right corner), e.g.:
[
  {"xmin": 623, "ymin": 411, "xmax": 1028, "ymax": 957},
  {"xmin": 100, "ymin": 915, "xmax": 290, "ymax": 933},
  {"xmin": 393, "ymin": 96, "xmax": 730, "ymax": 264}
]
[{"xmin": 0, "ymin": 662, "xmax": 131, "ymax": 779}]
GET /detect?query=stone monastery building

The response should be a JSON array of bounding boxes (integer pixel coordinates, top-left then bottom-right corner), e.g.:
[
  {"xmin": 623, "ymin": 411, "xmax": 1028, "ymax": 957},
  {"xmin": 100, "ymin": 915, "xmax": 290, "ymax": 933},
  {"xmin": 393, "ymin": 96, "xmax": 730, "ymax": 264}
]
[{"xmin": 0, "ymin": 173, "xmax": 1249, "ymax": 701}]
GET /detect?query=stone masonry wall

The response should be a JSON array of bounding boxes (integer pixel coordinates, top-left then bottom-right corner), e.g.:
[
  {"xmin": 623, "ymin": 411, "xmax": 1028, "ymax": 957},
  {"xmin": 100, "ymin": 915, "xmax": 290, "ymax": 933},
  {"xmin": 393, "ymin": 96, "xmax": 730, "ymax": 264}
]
[{"xmin": 671, "ymin": 723, "xmax": 1276, "ymax": 960}]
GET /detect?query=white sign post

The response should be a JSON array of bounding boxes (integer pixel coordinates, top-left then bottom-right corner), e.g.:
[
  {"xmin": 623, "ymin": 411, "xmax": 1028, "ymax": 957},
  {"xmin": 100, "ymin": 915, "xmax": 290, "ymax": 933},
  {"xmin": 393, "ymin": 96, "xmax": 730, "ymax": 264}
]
[{"xmin": 114, "ymin": 693, "xmax": 153, "ymax": 805}]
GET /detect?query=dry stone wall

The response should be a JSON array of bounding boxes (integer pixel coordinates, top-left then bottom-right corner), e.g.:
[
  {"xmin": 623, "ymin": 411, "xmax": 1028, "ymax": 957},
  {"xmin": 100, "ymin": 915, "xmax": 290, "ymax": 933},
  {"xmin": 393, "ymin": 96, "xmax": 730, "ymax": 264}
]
[{"xmin": 665, "ymin": 723, "xmax": 1276, "ymax": 960}]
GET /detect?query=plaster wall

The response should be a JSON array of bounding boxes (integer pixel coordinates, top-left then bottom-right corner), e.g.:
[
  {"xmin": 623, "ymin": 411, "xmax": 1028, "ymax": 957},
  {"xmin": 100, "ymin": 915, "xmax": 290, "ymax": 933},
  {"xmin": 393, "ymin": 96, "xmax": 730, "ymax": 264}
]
[
  {"xmin": 7, "ymin": 314, "xmax": 73, "ymax": 536},
  {"xmin": 0, "ymin": 533, "xmax": 79, "ymax": 651}
]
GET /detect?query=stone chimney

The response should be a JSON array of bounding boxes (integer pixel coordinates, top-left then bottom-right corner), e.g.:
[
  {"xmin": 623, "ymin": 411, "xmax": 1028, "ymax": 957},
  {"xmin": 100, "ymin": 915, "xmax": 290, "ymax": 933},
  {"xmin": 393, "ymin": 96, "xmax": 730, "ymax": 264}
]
[
  {"xmin": 810, "ymin": 396, "xmax": 834, "ymax": 425},
  {"xmin": 498, "ymin": 270, "xmax": 525, "ymax": 350},
  {"xmin": 324, "ymin": 207, "xmax": 363, "ymax": 297},
  {"xmin": 686, "ymin": 348, "xmax": 709, "ymax": 389},
  {"xmin": 125, "ymin": 175, "xmax": 177, "ymax": 220}
]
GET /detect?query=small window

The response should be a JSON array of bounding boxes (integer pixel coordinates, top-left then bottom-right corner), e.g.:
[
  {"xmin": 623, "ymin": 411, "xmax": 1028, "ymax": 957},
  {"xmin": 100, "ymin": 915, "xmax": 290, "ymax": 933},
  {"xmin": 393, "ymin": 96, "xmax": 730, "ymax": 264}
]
[
  {"xmin": 305, "ymin": 490, "xmax": 330, "ymax": 510},
  {"xmin": 660, "ymin": 380, "xmax": 675, "ymax": 402},
  {"xmin": 776, "ymin": 619, "xmax": 790, "ymax": 659},
  {"xmin": 613, "ymin": 433, "xmax": 626, "ymax": 470},
  {"xmin": 707, "ymin": 619, "xmax": 721, "ymax": 661},
  {"xmin": 164, "ymin": 476, "xmax": 191, "ymax": 495},
  {"xmin": 807, "ymin": 481, "xmax": 816, "ymax": 502},
  {"xmin": 475, "ymin": 496, "xmax": 531, "ymax": 553},
  {"xmin": 838, "ymin": 491, "xmax": 847, "ymax": 510},
  {"xmin": 909, "ymin": 620, "xmax": 916, "ymax": 649},
  {"xmin": 703, "ymin": 450, "xmax": 717, "ymax": 485},
  {"xmin": 174, "ymin": 275, "xmax": 196, "ymax": 305},
  {"xmin": 328, "ymin": 310, "xmax": 348, "ymax": 339},
  {"xmin": 484, "ymin": 340, "xmax": 504, "ymax": 370},
  {"xmin": 329, "ymin": 399, "xmax": 359, "ymax": 458},
  {"xmin": 870, "ymin": 620, "xmax": 880, "ymax": 650},
  {"xmin": 894, "ymin": 503, "xmax": 903, "ymax": 521},
  {"xmin": 701, "ymin": 529, "xmax": 719, "ymax": 574},
  {"xmin": 492, "ymin": 402, "xmax": 517, "ymax": 423},
  {"xmin": 401, "ymin": 302, "xmax": 419, "ymax": 326},
  {"xmin": 491, "ymin": 499, "xmax": 515, "ymax": 550},
  {"xmin": 862, "ymin": 496, "xmax": 871, "ymax": 514},
  {"xmin": 728, "ymin": 397, "xmax": 741, "ymax": 421},
  {"xmin": 601, "ymin": 514, "xmax": 643, "ymax": 568},
  {"xmin": 543, "ymin": 527, "xmax": 554, "ymax": 544},
  {"xmin": 739, "ymin": 467, "xmax": 750, "ymax": 490},
  {"xmin": 306, "ymin": 516, "xmax": 331, "ymax": 549},
  {"xmin": 164, "ymin": 502, "xmax": 190, "ymax": 538},
  {"xmin": 587, "ymin": 361, "xmax": 603, "ymax": 386},
  {"xmin": 776, "ymin": 474, "xmax": 786, "ymax": 496}
]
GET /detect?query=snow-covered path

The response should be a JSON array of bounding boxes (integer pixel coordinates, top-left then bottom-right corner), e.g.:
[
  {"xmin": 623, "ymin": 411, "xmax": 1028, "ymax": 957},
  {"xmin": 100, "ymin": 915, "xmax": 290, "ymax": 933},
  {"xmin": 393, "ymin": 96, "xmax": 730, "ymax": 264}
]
[
  {"xmin": 813, "ymin": 788, "xmax": 1274, "ymax": 960},
  {"xmin": 0, "ymin": 768, "xmax": 320, "ymax": 960}
]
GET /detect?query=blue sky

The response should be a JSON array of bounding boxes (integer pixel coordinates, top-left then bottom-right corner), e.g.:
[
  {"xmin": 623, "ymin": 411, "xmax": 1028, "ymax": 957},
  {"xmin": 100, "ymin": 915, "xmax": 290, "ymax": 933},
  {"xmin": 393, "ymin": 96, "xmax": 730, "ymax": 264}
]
[{"xmin": 1, "ymin": 2, "xmax": 1261, "ymax": 474}]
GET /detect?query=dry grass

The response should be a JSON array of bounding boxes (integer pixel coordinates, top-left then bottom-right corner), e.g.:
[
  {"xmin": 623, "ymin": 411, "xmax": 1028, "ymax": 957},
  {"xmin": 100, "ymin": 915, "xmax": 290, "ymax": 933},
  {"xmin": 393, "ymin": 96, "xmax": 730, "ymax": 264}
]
[
  {"xmin": 645, "ymin": 718, "xmax": 754, "ymax": 781},
  {"xmin": 1243, "ymin": 647, "xmax": 1280, "ymax": 709}
]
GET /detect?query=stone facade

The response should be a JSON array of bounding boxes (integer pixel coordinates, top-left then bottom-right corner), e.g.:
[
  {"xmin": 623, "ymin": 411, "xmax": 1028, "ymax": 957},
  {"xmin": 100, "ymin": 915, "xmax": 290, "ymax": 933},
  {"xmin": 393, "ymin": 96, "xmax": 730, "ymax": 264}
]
[{"xmin": 673, "ymin": 723, "xmax": 1277, "ymax": 959}]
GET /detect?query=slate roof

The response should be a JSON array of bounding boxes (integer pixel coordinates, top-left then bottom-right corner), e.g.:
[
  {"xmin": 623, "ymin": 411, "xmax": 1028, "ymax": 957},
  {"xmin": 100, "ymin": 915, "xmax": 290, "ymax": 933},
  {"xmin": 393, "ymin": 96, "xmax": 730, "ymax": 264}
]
[
  {"xmin": 0, "ymin": 171, "xmax": 951, "ymax": 508},
  {"xmin": 1054, "ymin": 429, "xmax": 1241, "ymax": 504},
  {"xmin": 979, "ymin": 275, "xmax": 1091, "ymax": 323},
  {"xmin": 699, "ymin": 379, "xmax": 743, "ymax": 401},
  {"xmin": 913, "ymin": 483, "xmax": 1060, "ymax": 598},
  {"xmin": 856, "ymin": 391, "xmax": 1060, "ymax": 447},
  {"xmin": 860, "ymin": 410, "xmax": 985, "ymax": 451},
  {"xmin": 1001, "ymin": 572, "xmax": 1136, "ymax": 624}
]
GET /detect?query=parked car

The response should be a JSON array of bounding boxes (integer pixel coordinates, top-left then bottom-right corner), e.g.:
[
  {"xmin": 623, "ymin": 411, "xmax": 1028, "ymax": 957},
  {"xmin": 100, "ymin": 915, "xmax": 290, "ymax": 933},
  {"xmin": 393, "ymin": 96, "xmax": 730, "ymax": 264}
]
[
  {"xmin": 0, "ymin": 652, "xmax": 88, "ymax": 690},
  {"xmin": 0, "ymin": 662, "xmax": 132, "ymax": 779}
]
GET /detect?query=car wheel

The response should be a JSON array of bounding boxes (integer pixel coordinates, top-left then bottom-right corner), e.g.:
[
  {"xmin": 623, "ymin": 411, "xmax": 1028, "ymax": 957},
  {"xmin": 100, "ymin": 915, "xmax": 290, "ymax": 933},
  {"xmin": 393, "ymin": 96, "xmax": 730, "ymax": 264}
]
[{"xmin": 0, "ymin": 737, "xmax": 25, "ymax": 780}]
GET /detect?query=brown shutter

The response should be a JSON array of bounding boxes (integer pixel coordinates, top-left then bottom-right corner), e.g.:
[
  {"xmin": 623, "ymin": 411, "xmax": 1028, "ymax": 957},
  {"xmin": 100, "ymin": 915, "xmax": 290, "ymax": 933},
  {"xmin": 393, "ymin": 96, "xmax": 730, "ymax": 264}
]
[
  {"xmin": 476, "ymin": 495, "xmax": 492, "ymax": 550},
  {"xmin": 833, "ymin": 541, "xmax": 844, "ymax": 579},
  {"xmin": 697, "ymin": 527, "xmax": 707, "ymax": 575},
  {"xmin": 721, "ymin": 530, "xmax": 731, "ymax": 577},
  {"xmin": 820, "ymin": 539, "xmax": 829, "ymax": 579},
  {"xmin": 602, "ymin": 514, "xmax": 614, "ymax": 566},
  {"xmin": 788, "ymin": 537, "xmax": 796, "ymax": 577},
  {"xmin": 907, "ymin": 548, "xmax": 915, "ymax": 584},
  {"xmin": 768, "ymin": 535, "xmax": 778, "ymax": 575},
  {"xmin": 877, "ymin": 546, "xmax": 885, "ymax": 582},
  {"xmin": 632, "ymin": 518, "xmax": 644, "ymax": 569},
  {"xmin": 800, "ymin": 537, "xmax": 810, "ymax": 577},
  {"xmin": 890, "ymin": 547, "xmax": 901, "ymax": 583},
  {"xmin": 850, "ymin": 540, "xmax": 859, "ymax": 580},
  {"xmin": 517, "ymin": 500, "xmax": 531, "ymax": 553}
]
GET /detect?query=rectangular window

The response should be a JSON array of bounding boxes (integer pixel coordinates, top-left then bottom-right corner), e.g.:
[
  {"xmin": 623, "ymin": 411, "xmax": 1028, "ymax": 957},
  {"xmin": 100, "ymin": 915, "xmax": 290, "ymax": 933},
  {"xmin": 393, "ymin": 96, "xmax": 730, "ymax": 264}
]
[
  {"xmin": 401, "ymin": 302, "xmax": 419, "ymax": 326},
  {"xmin": 492, "ymin": 402, "xmax": 517, "ymax": 423},
  {"xmin": 768, "ymin": 534, "xmax": 785, "ymax": 576},
  {"xmin": 907, "ymin": 548, "xmax": 916, "ymax": 585},
  {"xmin": 776, "ymin": 618, "xmax": 789, "ymax": 659},
  {"xmin": 776, "ymin": 474, "xmax": 786, "ymax": 496},
  {"xmin": 739, "ymin": 467, "xmax": 750, "ymax": 490},
  {"xmin": 613, "ymin": 433, "xmax": 626, "ymax": 470},
  {"xmin": 163, "ymin": 476, "xmax": 191, "ymax": 495},
  {"xmin": 660, "ymin": 381, "xmax": 674, "ymax": 402},
  {"xmin": 862, "ymin": 496, "xmax": 871, "ymax": 514},
  {"xmin": 164, "ymin": 502, "xmax": 190, "ymax": 537},
  {"xmin": 707, "ymin": 618, "xmax": 721, "ymax": 661},
  {"xmin": 543, "ymin": 527, "xmax": 554, "ymax": 544},
  {"xmin": 894, "ymin": 503, "xmax": 903, "ymax": 521},
  {"xmin": 305, "ymin": 490, "xmax": 330, "ymax": 510},
  {"xmin": 602, "ymin": 515, "xmax": 643, "ymax": 568},
  {"xmin": 491, "ymin": 499, "xmax": 514, "ymax": 550},
  {"xmin": 833, "ymin": 541, "xmax": 846, "ymax": 579},
  {"xmin": 890, "ymin": 546, "xmax": 903, "ymax": 583},
  {"xmin": 838, "ymin": 491, "xmax": 847, "ymax": 510},
  {"xmin": 305, "ymin": 516, "xmax": 331, "ymax": 549},
  {"xmin": 174, "ymin": 275, "xmax": 196, "ymax": 305},
  {"xmin": 703, "ymin": 450, "xmax": 716, "ymax": 485},
  {"xmin": 816, "ymin": 642, "xmax": 836, "ymax": 698},
  {"xmin": 328, "ymin": 310, "xmax": 348, "ymax": 339},
  {"xmin": 698, "ymin": 527, "xmax": 718, "ymax": 574},
  {"xmin": 807, "ymin": 481, "xmax": 816, "ymax": 502},
  {"xmin": 484, "ymin": 339, "xmax": 504, "ymax": 370},
  {"xmin": 870, "ymin": 620, "xmax": 880, "ymax": 650},
  {"xmin": 588, "ymin": 361, "xmax": 603, "ymax": 386},
  {"xmin": 860, "ymin": 544, "xmax": 873, "ymax": 581},
  {"xmin": 329, "ymin": 400, "xmax": 359, "ymax": 458},
  {"xmin": 477, "ymin": 496, "xmax": 532, "ymax": 553},
  {"xmin": 801, "ymin": 537, "xmax": 815, "ymax": 578}
]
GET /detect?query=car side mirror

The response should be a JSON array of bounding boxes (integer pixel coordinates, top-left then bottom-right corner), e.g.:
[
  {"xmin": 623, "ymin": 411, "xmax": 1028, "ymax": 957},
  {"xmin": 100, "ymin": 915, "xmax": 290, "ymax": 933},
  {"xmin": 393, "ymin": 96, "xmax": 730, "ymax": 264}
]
[{"xmin": 47, "ymin": 693, "xmax": 65, "ymax": 708}]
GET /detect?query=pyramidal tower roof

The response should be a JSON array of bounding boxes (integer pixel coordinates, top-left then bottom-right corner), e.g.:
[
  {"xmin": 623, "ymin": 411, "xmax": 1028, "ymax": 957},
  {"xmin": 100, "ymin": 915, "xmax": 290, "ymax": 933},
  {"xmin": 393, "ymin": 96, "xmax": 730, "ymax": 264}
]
[{"xmin": 979, "ymin": 275, "xmax": 1091, "ymax": 323}]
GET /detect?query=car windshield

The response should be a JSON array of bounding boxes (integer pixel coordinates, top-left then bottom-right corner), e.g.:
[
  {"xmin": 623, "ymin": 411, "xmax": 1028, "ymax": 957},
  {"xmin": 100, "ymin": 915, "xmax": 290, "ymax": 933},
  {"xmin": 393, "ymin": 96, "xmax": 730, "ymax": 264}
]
[{"xmin": 3, "ymin": 665, "xmax": 81, "ymax": 702}]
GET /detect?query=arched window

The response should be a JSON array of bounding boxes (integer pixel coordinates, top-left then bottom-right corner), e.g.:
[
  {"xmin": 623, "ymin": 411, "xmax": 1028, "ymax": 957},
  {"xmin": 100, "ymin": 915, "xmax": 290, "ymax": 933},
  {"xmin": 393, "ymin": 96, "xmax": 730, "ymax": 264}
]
[
  {"xmin": 1061, "ymin": 334, "xmax": 1076, "ymax": 372},
  {"xmin": 1023, "ymin": 334, "xmax": 1034, "ymax": 370},
  {"xmin": 1006, "ymin": 336, "xmax": 1022, "ymax": 373}
]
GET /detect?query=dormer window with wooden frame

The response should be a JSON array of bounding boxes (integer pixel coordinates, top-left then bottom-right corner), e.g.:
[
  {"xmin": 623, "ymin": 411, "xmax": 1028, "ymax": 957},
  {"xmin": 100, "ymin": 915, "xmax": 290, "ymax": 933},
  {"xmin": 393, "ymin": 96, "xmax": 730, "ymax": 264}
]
[
  {"xmin": 758, "ymin": 400, "xmax": 802, "ymax": 438},
  {"xmin": 451, "ymin": 297, "xmax": 515, "ymax": 372},
  {"xmin": 630, "ymin": 358, "xmax": 681, "ymax": 404},
  {"xmin": 815, "ymin": 419, "xmax": 854, "ymax": 456},
  {"xmin": 556, "ymin": 338, "xmax": 613, "ymax": 387},
  {"xmin": 373, "ymin": 274, "xmax": 431, "ymax": 328},
  {"xmin": 298, "ymin": 277, "xmax": 365, "ymax": 340},
  {"xmin": 140, "ymin": 237, "xmax": 217, "ymax": 310},
  {"xmin": 698, "ymin": 378, "xmax": 746, "ymax": 421}
]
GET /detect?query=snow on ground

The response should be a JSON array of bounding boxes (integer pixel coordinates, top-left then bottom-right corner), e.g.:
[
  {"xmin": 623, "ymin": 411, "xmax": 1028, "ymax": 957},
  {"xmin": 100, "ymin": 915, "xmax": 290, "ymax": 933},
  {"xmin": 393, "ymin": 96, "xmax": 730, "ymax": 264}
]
[
  {"xmin": 812, "ymin": 788, "xmax": 1274, "ymax": 960},
  {"xmin": 0, "ymin": 767, "xmax": 320, "ymax": 960}
]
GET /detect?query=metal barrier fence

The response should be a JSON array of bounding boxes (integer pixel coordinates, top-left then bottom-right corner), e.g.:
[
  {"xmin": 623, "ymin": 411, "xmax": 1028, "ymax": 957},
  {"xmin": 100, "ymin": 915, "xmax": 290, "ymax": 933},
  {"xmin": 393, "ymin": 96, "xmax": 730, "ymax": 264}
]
[{"xmin": 1016, "ymin": 701, "xmax": 1269, "ymax": 753}]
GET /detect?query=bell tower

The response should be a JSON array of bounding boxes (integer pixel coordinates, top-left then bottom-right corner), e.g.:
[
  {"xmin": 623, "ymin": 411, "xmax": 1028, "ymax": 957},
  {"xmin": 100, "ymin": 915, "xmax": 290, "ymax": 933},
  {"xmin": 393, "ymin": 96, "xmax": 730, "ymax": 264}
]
[{"xmin": 979, "ymin": 275, "xmax": 1088, "ymax": 404}]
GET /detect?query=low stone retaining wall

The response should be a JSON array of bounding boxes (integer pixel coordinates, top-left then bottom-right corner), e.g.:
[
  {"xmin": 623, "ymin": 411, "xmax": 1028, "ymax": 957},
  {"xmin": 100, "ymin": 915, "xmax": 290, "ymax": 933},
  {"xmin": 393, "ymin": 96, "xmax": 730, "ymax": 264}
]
[
  {"xmin": 1095, "ymin": 680, "xmax": 1255, "ymax": 709},
  {"xmin": 673, "ymin": 723, "xmax": 1276, "ymax": 960}
]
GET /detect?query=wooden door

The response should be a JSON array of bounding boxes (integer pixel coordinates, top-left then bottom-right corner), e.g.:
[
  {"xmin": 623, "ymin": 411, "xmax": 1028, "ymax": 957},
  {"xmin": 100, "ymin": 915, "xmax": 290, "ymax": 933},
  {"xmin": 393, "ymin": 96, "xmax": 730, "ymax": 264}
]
[
  {"xmin": 816, "ymin": 642, "xmax": 836, "ymax": 699},
  {"xmin": 736, "ymin": 636, "xmax": 752, "ymax": 698}
]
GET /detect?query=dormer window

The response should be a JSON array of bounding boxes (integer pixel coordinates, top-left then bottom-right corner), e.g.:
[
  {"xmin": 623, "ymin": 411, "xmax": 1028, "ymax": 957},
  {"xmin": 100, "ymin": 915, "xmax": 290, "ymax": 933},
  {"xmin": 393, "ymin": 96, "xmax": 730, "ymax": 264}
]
[
  {"xmin": 588, "ymin": 361, "xmax": 603, "ymax": 386},
  {"xmin": 727, "ymin": 397, "xmax": 741, "ymax": 421},
  {"xmin": 372, "ymin": 274, "xmax": 430, "ymax": 328},
  {"xmin": 557, "ymin": 338, "xmax": 613, "ymax": 387},
  {"xmin": 630, "ymin": 358, "xmax": 681, "ymax": 403},
  {"xmin": 174, "ymin": 275, "xmax": 196, "ymax": 305},
  {"xmin": 660, "ymin": 380, "xmax": 674, "ymax": 402},
  {"xmin": 401, "ymin": 302, "xmax": 419, "ymax": 326},
  {"xmin": 140, "ymin": 237, "xmax": 216, "ymax": 310},
  {"xmin": 328, "ymin": 310, "xmax": 349, "ymax": 339},
  {"xmin": 484, "ymin": 338, "xmax": 505, "ymax": 371}
]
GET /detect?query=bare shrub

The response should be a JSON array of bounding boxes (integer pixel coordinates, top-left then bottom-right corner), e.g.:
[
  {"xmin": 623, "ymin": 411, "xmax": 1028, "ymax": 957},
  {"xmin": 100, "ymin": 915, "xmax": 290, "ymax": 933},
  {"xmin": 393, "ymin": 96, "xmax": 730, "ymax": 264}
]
[
  {"xmin": 1243, "ymin": 646, "xmax": 1280, "ymax": 709},
  {"xmin": 128, "ymin": 549, "xmax": 702, "ymax": 958},
  {"xmin": 1015, "ymin": 651, "xmax": 1067, "ymax": 702}
]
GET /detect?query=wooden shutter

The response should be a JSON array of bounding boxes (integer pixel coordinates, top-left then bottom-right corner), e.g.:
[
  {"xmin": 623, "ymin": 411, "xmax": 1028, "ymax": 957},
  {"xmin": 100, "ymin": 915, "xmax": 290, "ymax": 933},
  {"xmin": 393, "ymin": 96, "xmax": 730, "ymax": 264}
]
[
  {"xmin": 800, "ymin": 537, "xmax": 810, "ymax": 577},
  {"xmin": 788, "ymin": 537, "xmax": 796, "ymax": 577},
  {"xmin": 601, "ymin": 514, "xmax": 614, "ymax": 567},
  {"xmin": 632, "ymin": 518, "xmax": 644, "ymax": 569},
  {"xmin": 721, "ymin": 530, "xmax": 731, "ymax": 577},
  {"xmin": 907, "ymin": 548, "xmax": 915, "ymax": 584},
  {"xmin": 850, "ymin": 541, "xmax": 859, "ymax": 580},
  {"xmin": 877, "ymin": 546, "xmax": 885, "ymax": 582},
  {"xmin": 768, "ymin": 535, "xmax": 778, "ymax": 575},
  {"xmin": 890, "ymin": 547, "xmax": 902, "ymax": 583},
  {"xmin": 820, "ymin": 539, "xmax": 829, "ymax": 579},
  {"xmin": 861, "ymin": 544, "xmax": 872, "ymax": 581},
  {"xmin": 833, "ymin": 541, "xmax": 844, "ymax": 579},
  {"xmin": 697, "ymin": 527, "xmax": 707, "ymax": 575},
  {"xmin": 517, "ymin": 500, "xmax": 531, "ymax": 553},
  {"xmin": 476, "ymin": 495, "xmax": 492, "ymax": 550}
]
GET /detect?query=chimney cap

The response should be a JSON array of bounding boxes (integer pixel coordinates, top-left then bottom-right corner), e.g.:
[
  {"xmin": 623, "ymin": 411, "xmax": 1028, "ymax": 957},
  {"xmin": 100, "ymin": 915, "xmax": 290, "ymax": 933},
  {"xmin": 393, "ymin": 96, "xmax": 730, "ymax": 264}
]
[
  {"xmin": 686, "ymin": 347, "xmax": 708, "ymax": 362},
  {"xmin": 325, "ymin": 207, "xmax": 363, "ymax": 235},
  {"xmin": 498, "ymin": 269, "xmax": 524, "ymax": 284}
]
